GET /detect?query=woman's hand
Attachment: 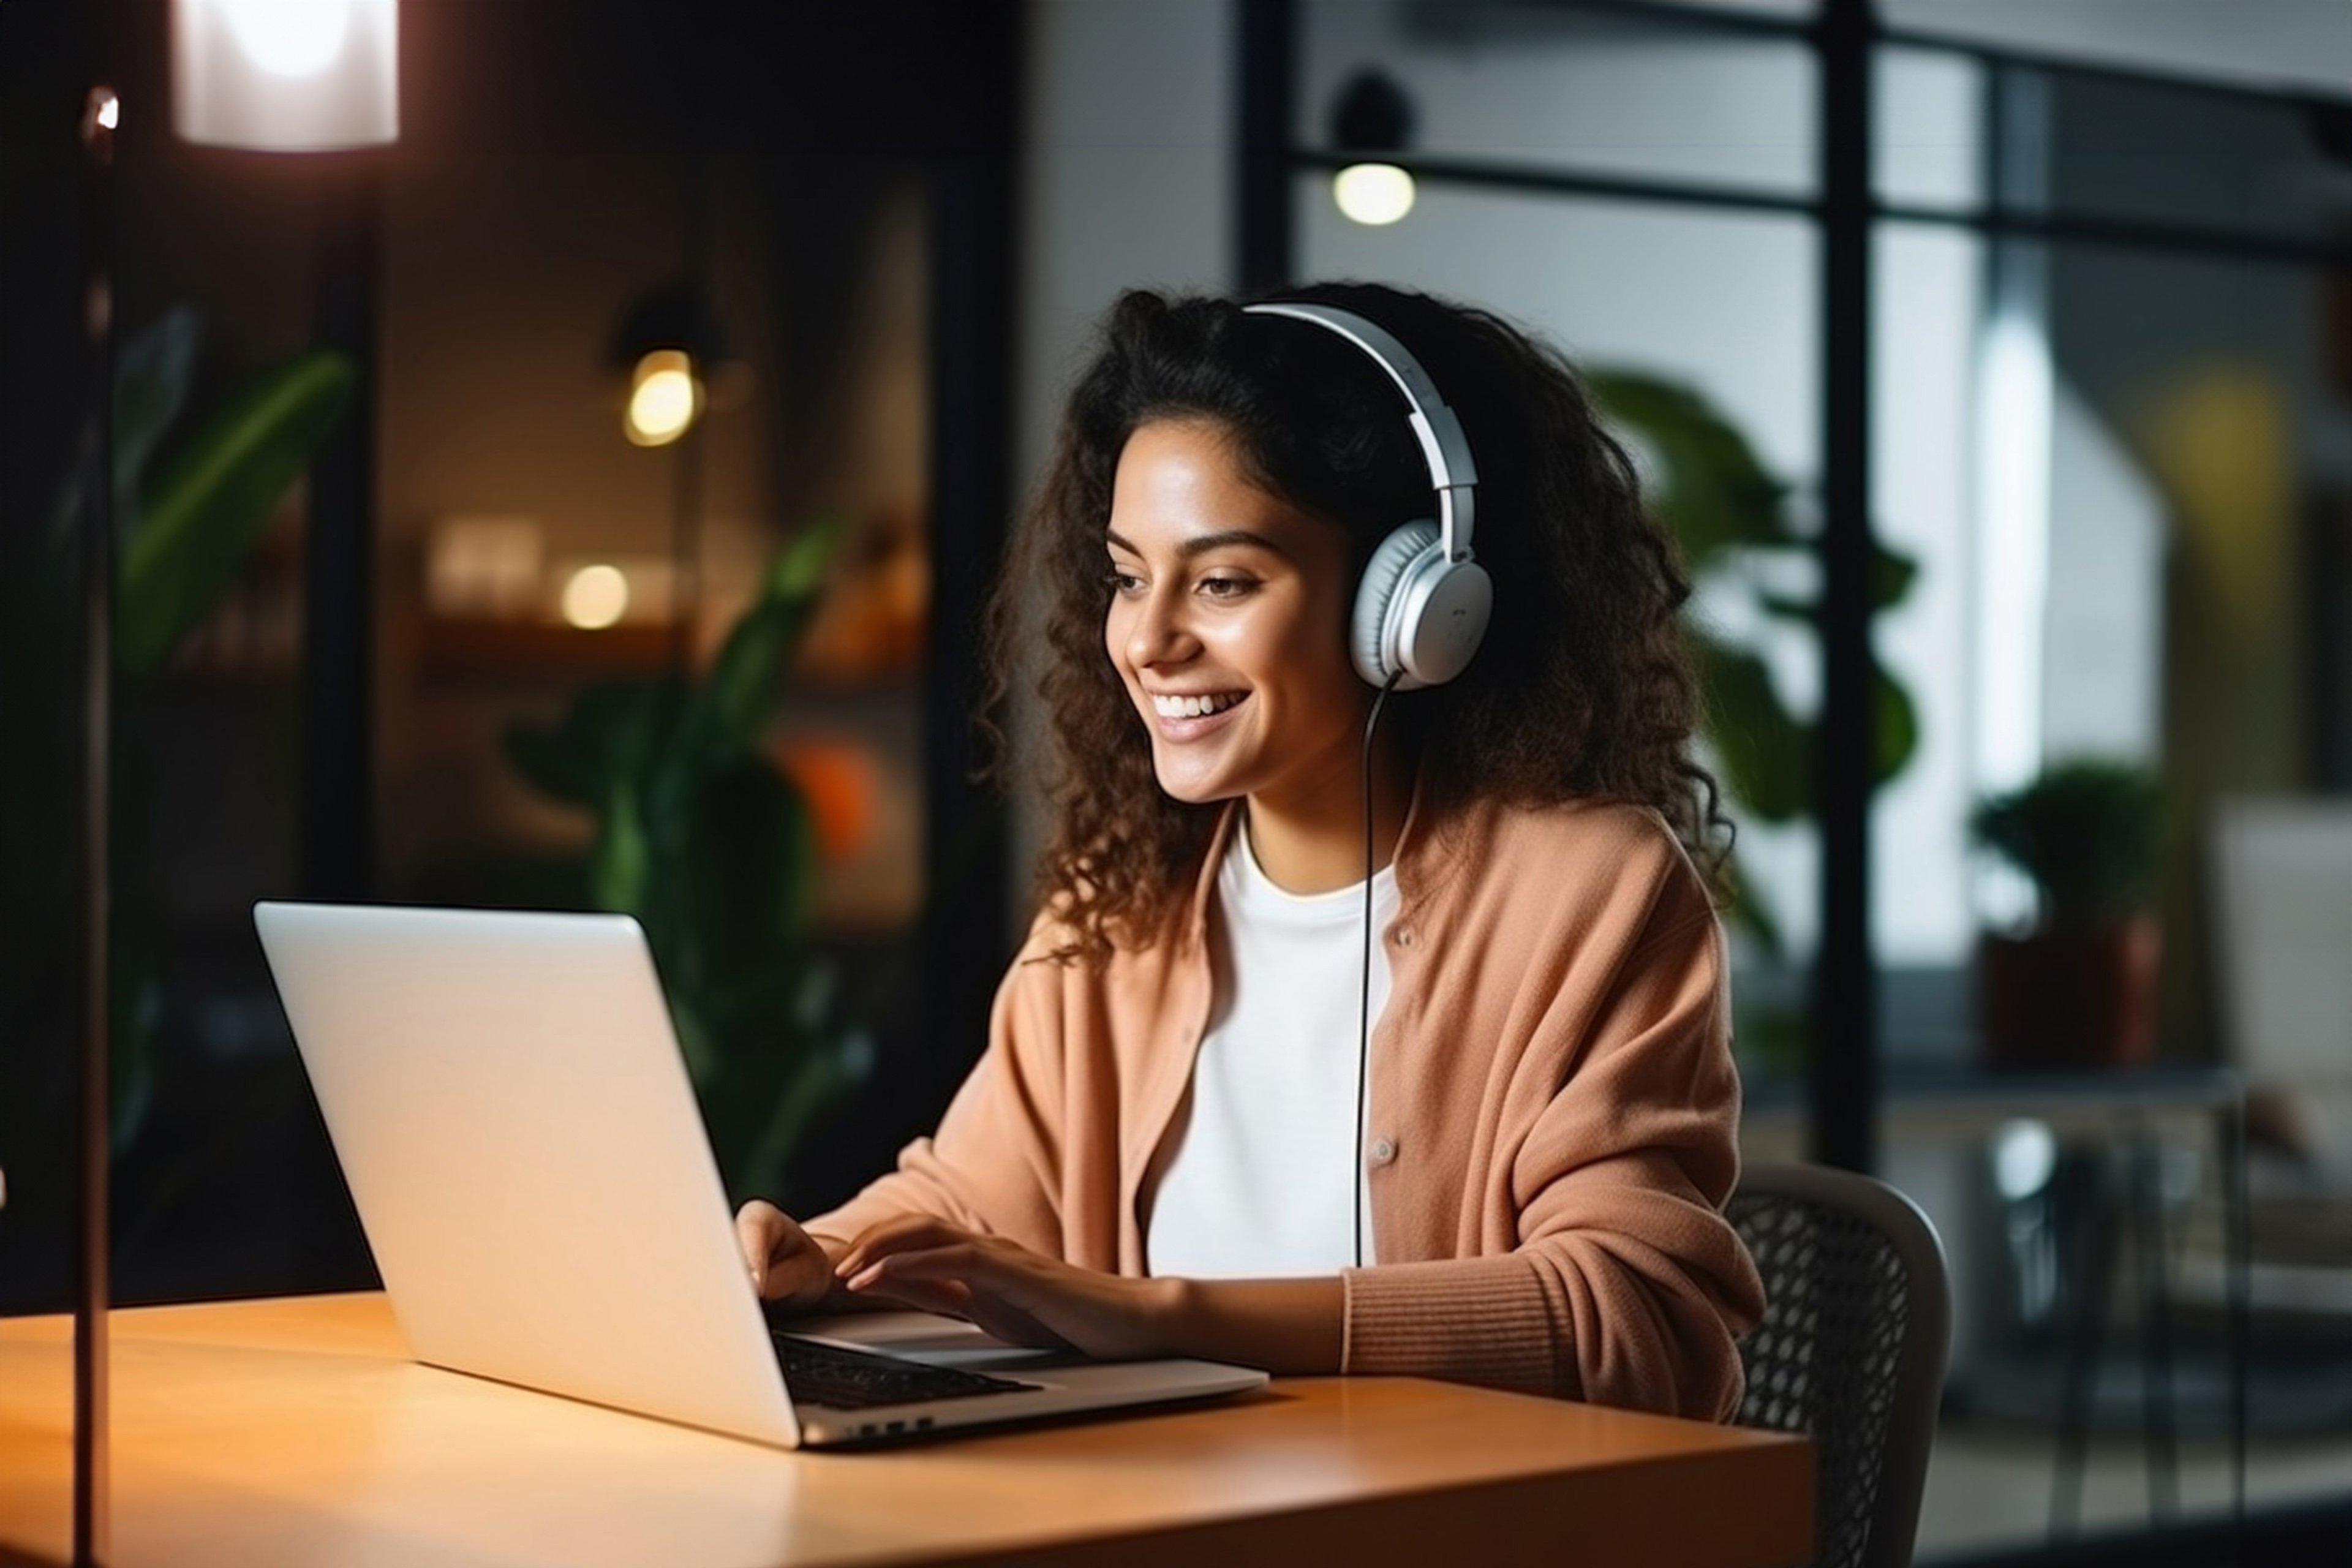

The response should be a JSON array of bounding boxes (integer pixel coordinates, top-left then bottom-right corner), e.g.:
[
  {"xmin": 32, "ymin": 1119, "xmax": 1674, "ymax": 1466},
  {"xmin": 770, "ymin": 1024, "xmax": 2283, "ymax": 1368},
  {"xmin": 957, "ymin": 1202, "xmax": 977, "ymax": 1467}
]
[
  {"xmin": 834, "ymin": 1216, "xmax": 1178, "ymax": 1360},
  {"xmin": 736, "ymin": 1200, "xmax": 848, "ymax": 1313}
]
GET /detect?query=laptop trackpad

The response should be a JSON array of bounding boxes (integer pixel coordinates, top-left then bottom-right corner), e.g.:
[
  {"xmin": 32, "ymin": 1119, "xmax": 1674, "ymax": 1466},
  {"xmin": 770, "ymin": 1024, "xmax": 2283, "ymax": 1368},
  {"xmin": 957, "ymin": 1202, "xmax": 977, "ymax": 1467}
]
[{"xmin": 780, "ymin": 1311, "xmax": 1088, "ymax": 1372}]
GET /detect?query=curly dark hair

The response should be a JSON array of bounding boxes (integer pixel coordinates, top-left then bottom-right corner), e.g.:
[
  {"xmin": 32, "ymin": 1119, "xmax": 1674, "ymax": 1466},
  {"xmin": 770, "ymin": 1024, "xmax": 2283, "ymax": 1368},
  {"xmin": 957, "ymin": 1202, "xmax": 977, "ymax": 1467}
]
[{"xmin": 981, "ymin": 282, "xmax": 1730, "ymax": 962}]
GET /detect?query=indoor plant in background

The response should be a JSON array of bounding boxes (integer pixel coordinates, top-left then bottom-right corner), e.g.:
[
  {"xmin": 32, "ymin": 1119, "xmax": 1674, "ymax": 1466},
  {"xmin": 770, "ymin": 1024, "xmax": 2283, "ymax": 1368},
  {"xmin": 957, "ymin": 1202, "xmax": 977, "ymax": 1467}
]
[
  {"xmin": 502, "ymin": 523, "xmax": 872, "ymax": 1204},
  {"xmin": 1586, "ymin": 368, "xmax": 1921, "ymax": 1069},
  {"xmin": 1970, "ymin": 757, "xmax": 2167, "ymax": 1069},
  {"xmin": 0, "ymin": 307, "xmax": 353, "ymax": 1298},
  {"xmin": 2, "ymin": 304, "xmax": 354, "ymax": 1150}
]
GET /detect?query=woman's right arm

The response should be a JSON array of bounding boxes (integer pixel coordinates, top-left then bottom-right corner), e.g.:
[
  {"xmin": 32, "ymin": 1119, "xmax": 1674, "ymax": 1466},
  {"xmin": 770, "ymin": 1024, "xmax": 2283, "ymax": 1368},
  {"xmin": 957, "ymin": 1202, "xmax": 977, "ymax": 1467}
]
[{"xmin": 734, "ymin": 930, "xmax": 1076, "ymax": 1303}]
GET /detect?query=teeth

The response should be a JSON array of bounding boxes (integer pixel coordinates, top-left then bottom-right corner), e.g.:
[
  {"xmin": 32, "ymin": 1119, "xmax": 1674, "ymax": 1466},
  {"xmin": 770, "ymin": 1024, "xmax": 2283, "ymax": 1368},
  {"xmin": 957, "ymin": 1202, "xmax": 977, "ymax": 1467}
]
[{"xmin": 1153, "ymin": 692, "xmax": 1242, "ymax": 719}]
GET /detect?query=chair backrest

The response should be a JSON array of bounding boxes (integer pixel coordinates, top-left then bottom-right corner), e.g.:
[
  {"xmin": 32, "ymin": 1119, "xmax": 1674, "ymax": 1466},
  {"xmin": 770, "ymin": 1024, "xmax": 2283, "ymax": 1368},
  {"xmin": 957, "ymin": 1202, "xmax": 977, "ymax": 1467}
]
[{"xmin": 1728, "ymin": 1163, "xmax": 1953, "ymax": 1568}]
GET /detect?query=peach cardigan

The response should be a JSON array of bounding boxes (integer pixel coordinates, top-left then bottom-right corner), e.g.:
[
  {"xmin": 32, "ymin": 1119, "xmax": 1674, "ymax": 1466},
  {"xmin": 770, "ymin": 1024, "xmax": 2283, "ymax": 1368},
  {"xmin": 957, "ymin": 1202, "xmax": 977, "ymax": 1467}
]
[{"xmin": 810, "ymin": 790, "xmax": 1765, "ymax": 1420}]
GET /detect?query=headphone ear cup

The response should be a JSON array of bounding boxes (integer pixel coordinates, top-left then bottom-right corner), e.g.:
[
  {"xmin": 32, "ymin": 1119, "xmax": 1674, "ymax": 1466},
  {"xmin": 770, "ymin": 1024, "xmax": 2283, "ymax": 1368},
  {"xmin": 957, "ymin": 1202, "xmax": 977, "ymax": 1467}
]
[{"xmin": 1352, "ymin": 521, "xmax": 1443, "ymax": 687}]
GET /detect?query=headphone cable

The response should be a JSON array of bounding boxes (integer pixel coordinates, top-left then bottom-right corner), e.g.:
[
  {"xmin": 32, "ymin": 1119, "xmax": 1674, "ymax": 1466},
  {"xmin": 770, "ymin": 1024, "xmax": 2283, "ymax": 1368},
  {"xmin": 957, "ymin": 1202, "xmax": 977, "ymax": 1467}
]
[{"xmin": 1355, "ymin": 672, "xmax": 1402, "ymax": 1272}]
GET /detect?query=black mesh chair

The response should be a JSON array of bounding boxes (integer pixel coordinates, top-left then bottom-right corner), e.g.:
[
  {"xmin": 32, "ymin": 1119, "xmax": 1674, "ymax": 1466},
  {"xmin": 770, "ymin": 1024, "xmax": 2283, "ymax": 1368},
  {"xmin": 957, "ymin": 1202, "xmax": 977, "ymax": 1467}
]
[{"xmin": 1730, "ymin": 1163, "xmax": 1953, "ymax": 1568}]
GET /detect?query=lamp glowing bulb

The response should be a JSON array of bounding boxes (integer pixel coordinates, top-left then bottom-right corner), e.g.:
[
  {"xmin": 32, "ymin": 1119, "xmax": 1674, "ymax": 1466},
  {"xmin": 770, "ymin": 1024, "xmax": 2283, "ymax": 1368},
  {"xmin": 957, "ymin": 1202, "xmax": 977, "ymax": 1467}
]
[
  {"xmin": 96, "ymin": 92, "xmax": 121, "ymax": 130},
  {"xmin": 214, "ymin": 0, "xmax": 357, "ymax": 78},
  {"xmin": 561, "ymin": 565, "xmax": 630, "ymax": 630},
  {"xmin": 625, "ymin": 349, "xmax": 703, "ymax": 447},
  {"xmin": 1333, "ymin": 162, "xmax": 1416, "ymax": 226}
]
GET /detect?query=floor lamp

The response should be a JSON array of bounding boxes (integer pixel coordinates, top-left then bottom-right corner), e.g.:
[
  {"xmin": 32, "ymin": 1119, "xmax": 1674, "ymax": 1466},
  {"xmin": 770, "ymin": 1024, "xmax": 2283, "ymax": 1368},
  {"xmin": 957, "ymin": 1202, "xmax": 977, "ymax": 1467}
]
[
  {"xmin": 72, "ymin": 6, "xmax": 399, "ymax": 1561},
  {"xmin": 74, "ymin": 78, "xmax": 119, "ymax": 1568}
]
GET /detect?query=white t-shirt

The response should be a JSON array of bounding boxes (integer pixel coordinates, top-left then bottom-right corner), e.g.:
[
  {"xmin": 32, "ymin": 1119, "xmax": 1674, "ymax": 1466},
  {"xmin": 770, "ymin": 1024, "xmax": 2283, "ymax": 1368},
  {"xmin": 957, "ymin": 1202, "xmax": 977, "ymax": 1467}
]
[{"xmin": 1144, "ymin": 818, "xmax": 1400, "ymax": 1278}]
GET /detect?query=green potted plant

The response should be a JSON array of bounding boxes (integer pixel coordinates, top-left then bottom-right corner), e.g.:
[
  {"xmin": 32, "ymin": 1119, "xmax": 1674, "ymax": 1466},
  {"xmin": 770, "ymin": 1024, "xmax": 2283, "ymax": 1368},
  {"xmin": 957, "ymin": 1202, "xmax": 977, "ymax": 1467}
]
[
  {"xmin": 1970, "ymin": 757, "xmax": 2166, "ymax": 1068},
  {"xmin": 4, "ymin": 306, "xmax": 355, "ymax": 1149},
  {"xmin": 1588, "ymin": 368, "xmax": 1921, "ymax": 1074},
  {"xmin": 503, "ymin": 523, "xmax": 872, "ymax": 1202},
  {"xmin": 1586, "ymin": 369, "xmax": 1922, "ymax": 954}
]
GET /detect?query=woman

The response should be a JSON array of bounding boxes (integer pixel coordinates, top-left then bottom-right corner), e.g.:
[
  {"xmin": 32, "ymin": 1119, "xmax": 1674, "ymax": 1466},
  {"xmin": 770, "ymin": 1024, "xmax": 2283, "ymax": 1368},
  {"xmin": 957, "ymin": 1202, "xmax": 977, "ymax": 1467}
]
[{"xmin": 737, "ymin": 282, "xmax": 1763, "ymax": 1421}]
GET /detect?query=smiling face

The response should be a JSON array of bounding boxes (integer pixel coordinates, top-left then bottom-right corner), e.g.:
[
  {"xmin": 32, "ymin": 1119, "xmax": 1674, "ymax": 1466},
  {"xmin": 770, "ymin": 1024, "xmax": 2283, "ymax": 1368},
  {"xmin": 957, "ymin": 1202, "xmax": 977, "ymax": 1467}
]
[{"xmin": 1102, "ymin": 418, "xmax": 1371, "ymax": 827}]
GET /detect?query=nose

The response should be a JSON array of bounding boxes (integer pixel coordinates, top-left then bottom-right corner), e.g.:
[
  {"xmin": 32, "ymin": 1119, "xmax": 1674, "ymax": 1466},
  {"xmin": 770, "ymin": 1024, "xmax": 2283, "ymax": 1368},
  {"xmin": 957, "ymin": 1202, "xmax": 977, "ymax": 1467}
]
[{"xmin": 1122, "ymin": 580, "xmax": 1196, "ymax": 671}]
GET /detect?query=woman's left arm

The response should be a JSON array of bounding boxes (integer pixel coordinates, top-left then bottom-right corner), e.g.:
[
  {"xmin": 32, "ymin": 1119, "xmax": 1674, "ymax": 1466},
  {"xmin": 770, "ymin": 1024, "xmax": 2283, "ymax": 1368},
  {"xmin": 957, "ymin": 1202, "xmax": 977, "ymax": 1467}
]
[{"xmin": 1338, "ymin": 897, "xmax": 1765, "ymax": 1419}]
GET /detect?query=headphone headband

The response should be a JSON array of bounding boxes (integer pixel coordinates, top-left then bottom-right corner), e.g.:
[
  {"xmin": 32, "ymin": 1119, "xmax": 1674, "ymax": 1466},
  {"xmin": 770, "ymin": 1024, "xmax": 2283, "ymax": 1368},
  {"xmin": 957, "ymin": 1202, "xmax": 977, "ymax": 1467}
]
[{"xmin": 1242, "ymin": 301, "xmax": 1478, "ymax": 564}]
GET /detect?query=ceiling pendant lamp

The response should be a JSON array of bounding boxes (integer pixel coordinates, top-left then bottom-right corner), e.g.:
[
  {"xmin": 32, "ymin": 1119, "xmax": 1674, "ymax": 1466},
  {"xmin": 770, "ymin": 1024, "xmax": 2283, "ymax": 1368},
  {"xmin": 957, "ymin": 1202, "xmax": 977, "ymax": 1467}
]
[{"xmin": 1330, "ymin": 68, "xmax": 1417, "ymax": 227}]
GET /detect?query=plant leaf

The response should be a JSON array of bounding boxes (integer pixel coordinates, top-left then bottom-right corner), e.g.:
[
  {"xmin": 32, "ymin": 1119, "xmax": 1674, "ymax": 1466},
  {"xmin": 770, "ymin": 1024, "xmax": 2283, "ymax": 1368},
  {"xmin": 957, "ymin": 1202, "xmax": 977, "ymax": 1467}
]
[
  {"xmin": 1697, "ymin": 638, "xmax": 1814, "ymax": 823},
  {"xmin": 1719, "ymin": 853, "xmax": 1786, "ymax": 959},
  {"xmin": 1752, "ymin": 539, "xmax": 1918, "ymax": 626},
  {"xmin": 1874, "ymin": 661, "xmax": 1920, "ymax": 788},
  {"xmin": 503, "ymin": 723, "xmax": 606, "ymax": 809},
  {"xmin": 590, "ymin": 778, "xmax": 652, "ymax": 914},
  {"xmin": 1873, "ymin": 541, "xmax": 1920, "ymax": 612},
  {"xmin": 117, "ymin": 350, "xmax": 355, "ymax": 677},
  {"xmin": 113, "ymin": 306, "xmax": 202, "ymax": 508},
  {"xmin": 1586, "ymin": 368, "xmax": 1800, "ymax": 565},
  {"xmin": 676, "ymin": 758, "xmax": 821, "ymax": 963},
  {"xmin": 504, "ymin": 681, "xmax": 679, "ymax": 809},
  {"xmin": 1755, "ymin": 590, "xmax": 1817, "ymax": 625},
  {"xmin": 692, "ymin": 521, "xmax": 845, "ymax": 758}
]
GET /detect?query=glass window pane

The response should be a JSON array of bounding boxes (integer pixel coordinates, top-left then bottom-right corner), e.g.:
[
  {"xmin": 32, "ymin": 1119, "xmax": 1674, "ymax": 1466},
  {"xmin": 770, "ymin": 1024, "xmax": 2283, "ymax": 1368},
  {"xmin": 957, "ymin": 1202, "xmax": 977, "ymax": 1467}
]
[
  {"xmin": 1300, "ymin": 0, "xmax": 1819, "ymax": 198},
  {"xmin": 1883, "ymin": 0, "xmax": 2352, "ymax": 100},
  {"xmin": 1874, "ymin": 217, "xmax": 2352, "ymax": 1551},
  {"xmin": 1871, "ymin": 221, "xmax": 1984, "ymax": 1016},
  {"xmin": 1876, "ymin": 44, "xmax": 1985, "ymax": 212},
  {"xmin": 2032, "ymin": 67, "xmax": 2352, "ymax": 249}
]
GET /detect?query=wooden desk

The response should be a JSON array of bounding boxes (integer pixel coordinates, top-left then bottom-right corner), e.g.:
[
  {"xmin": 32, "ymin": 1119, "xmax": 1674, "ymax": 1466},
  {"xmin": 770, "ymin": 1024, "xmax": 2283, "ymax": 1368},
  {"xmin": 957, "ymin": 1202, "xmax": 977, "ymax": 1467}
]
[{"xmin": 1, "ymin": 1295, "xmax": 1811, "ymax": 1567}]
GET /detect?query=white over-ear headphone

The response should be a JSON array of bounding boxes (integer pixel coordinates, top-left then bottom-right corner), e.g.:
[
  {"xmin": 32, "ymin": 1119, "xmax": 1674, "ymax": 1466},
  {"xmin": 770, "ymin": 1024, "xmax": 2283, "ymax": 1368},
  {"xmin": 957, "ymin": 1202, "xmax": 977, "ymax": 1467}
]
[{"xmin": 1243, "ymin": 301, "xmax": 1493, "ymax": 690}]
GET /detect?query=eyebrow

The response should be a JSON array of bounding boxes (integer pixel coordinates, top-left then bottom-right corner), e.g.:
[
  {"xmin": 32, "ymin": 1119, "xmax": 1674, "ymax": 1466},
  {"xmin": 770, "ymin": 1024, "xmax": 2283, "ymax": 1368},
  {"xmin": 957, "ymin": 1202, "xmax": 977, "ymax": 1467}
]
[{"xmin": 1102, "ymin": 527, "xmax": 1289, "ymax": 561}]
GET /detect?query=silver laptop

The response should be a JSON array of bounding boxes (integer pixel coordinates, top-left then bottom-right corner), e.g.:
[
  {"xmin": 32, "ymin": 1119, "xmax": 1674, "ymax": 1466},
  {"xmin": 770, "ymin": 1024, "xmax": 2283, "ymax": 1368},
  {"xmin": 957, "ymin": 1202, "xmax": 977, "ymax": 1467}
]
[{"xmin": 253, "ymin": 901, "xmax": 1267, "ymax": 1447}]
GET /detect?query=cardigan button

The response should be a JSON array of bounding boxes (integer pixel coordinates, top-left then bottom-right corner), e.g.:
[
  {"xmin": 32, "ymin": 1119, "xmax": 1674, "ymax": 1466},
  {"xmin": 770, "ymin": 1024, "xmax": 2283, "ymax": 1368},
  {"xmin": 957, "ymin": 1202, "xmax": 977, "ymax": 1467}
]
[{"xmin": 1368, "ymin": 1137, "xmax": 1398, "ymax": 1166}]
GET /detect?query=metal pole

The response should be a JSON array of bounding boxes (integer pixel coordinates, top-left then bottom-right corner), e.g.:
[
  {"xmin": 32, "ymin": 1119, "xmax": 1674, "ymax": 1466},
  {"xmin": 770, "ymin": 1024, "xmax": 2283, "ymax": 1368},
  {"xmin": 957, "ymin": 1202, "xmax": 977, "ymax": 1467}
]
[
  {"xmin": 921, "ymin": 2, "xmax": 1017, "ymax": 1123},
  {"xmin": 74, "ymin": 78, "xmax": 118, "ymax": 1568},
  {"xmin": 1236, "ymin": 0, "xmax": 1295, "ymax": 292},
  {"xmin": 2223, "ymin": 1085, "xmax": 2250, "ymax": 1543},
  {"xmin": 1811, "ymin": 0, "xmax": 1879, "ymax": 1173}
]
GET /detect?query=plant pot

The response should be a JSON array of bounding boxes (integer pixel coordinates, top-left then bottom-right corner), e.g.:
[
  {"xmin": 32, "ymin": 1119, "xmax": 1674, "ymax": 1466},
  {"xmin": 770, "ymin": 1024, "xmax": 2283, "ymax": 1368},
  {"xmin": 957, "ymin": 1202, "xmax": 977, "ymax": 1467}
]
[{"xmin": 1977, "ymin": 916, "xmax": 2163, "ymax": 1069}]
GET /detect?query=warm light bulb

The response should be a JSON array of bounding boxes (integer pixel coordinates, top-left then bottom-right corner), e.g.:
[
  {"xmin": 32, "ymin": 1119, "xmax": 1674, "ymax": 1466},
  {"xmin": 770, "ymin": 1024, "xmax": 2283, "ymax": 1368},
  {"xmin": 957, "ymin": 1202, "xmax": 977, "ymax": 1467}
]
[
  {"xmin": 216, "ymin": 0, "xmax": 357, "ymax": 78},
  {"xmin": 1333, "ymin": 162, "xmax": 1416, "ymax": 226},
  {"xmin": 561, "ymin": 565, "xmax": 630, "ymax": 630},
  {"xmin": 96, "ymin": 92, "xmax": 121, "ymax": 130},
  {"xmin": 625, "ymin": 349, "xmax": 702, "ymax": 447}
]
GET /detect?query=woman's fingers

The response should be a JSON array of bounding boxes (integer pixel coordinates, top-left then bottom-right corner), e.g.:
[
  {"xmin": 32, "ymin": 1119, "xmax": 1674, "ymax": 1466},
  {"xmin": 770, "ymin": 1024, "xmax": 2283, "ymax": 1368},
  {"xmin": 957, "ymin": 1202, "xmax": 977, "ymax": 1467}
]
[
  {"xmin": 843, "ymin": 1242, "xmax": 1078, "ymax": 1352},
  {"xmin": 735, "ymin": 1200, "xmax": 830, "ymax": 1306},
  {"xmin": 835, "ymin": 1215, "xmax": 976, "ymax": 1280},
  {"xmin": 736, "ymin": 1200, "xmax": 783, "ymax": 1285},
  {"xmin": 825, "ymin": 1219, "xmax": 1137, "ymax": 1357},
  {"xmin": 848, "ymin": 1240, "xmax": 1005, "ymax": 1293}
]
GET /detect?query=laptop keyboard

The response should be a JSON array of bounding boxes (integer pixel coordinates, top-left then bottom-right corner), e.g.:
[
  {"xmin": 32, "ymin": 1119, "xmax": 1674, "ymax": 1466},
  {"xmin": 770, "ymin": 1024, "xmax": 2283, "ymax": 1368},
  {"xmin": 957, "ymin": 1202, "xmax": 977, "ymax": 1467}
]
[{"xmin": 773, "ymin": 1333, "xmax": 1044, "ymax": 1412}]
